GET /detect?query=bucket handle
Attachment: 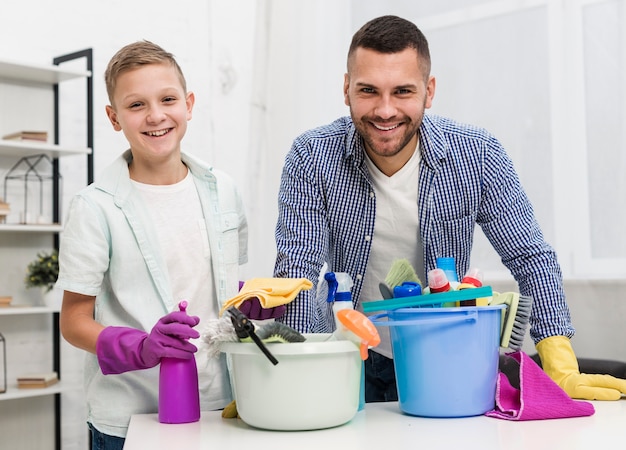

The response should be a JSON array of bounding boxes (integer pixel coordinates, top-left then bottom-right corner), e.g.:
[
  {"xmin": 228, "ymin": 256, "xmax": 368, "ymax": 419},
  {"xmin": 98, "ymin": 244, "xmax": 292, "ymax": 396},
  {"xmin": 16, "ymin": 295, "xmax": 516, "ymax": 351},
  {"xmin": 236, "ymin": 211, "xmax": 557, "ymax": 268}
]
[{"xmin": 369, "ymin": 309, "xmax": 478, "ymax": 327}]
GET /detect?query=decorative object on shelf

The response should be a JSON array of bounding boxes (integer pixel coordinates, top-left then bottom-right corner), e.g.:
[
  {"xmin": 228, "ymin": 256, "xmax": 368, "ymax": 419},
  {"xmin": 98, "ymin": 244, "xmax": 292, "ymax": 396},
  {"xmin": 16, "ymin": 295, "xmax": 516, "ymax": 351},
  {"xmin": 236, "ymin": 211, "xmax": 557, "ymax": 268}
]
[
  {"xmin": 0, "ymin": 200, "xmax": 9, "ymax": 224},
  {"xmin": 0, "ymin": 296, "xmax": 11, "ymax": 307},
  {"xmin": 0, "ymin": 333, "xmax": 5, "ymax": 394},
  {"xmin": 25, "ymin": 250, "xmax": 59, "ymax": 294},
  {"xmin": 2, "ymin": 154, "xmax": 59, "ymax": 225},
  {"xmin": 17, "ymin": 371, "xmax": 58, "ymax": 389},
  {"xmin": 2, "ymin": 130, "xmax": 48, "ymax": 142}
]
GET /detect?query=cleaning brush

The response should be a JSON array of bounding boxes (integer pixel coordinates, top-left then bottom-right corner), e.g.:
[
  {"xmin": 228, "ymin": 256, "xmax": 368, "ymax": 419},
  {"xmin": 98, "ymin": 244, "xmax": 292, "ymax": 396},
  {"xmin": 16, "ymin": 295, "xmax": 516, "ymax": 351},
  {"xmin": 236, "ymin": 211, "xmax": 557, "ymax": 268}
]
[
  {"xmin": 490, "ymin": 292, "xmax": 533, "ymax": 351},
  {"xmin": 243, "ymin": 321, "xmax": 306, "ymax": 344},
  {"xmin": 380, "ymin": 258, "xmax": 422, "ymax": 299},
  {"xmin": 201, "ymin": 311, "xmax": 306, "ymax": 359}
]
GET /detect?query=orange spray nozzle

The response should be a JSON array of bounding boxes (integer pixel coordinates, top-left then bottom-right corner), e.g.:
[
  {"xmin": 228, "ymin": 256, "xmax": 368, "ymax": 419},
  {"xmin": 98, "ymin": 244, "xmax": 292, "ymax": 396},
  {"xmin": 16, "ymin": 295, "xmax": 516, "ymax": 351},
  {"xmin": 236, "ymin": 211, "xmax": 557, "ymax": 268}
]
[{"xmin": 336, "ymin": 309, "xmax": 381, "ymax": 360}]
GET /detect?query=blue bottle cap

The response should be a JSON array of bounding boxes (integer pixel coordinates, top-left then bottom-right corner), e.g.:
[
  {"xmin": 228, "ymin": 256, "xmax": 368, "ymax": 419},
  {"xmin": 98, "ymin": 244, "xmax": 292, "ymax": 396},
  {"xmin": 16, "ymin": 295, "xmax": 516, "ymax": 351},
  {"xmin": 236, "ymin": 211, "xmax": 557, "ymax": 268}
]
[{"xmin": 393, "ymin": 281, "xmax": 422, "ymax": 298}]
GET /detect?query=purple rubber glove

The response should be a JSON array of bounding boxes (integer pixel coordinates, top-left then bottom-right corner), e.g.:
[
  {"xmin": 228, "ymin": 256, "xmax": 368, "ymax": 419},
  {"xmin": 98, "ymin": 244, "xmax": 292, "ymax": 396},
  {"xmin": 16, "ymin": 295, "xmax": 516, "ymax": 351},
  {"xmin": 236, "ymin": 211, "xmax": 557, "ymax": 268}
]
[
  {"xmin": 96, "ymin": 309, "xmax": 200, "ymax": 375},
  {"xmin": 238, "ymin": 297, "xmax": 287, "ymax": 320},
  {"xmin": 237, "ymin": 281, "xmax": 286, "ymax": 320}
]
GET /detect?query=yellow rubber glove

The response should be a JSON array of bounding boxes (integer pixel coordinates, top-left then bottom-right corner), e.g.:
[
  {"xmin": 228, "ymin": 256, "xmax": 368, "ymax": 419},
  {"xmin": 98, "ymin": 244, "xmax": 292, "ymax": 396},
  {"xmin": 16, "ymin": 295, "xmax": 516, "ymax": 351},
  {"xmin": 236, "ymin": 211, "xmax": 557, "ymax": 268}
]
[
  {"xmin": 536, "ymin": 335, "xmax": 626, "ymax": 400},
  {"xmin": 221, "ymin": 400, "xmax": 239, "ymax": 419}
]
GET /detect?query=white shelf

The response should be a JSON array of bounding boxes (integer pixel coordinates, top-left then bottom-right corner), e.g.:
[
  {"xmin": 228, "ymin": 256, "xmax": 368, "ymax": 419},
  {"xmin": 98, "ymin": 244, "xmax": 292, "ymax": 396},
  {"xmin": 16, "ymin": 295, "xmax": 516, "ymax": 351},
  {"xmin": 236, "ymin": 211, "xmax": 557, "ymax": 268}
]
[
  {"xmin": 0, "ymin": 59, "xmax": 91, "ymax": 85},
  {"xmin": 0, "ymin": 381, "xmax": 69, "ymax": 401},
  {"xmin": 0, "ymin": 224, "xmax": 63, "ymax": 233},
  {"xmin": 0, "ymin": 139, "xmax": 91, "ymax": 158},
  {"xmin": 0, "ymin": 305, "xmax": 60, "ymax": 315},
  {"xmin": 0, "ymin": 50, "xmax": 92, "ymax": 450}
]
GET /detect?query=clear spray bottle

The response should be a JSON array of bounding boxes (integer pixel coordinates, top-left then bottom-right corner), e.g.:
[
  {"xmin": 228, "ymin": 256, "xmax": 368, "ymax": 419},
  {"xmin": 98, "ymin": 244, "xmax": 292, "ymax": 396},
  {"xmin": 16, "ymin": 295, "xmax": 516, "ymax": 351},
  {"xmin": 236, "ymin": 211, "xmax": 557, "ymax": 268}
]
[
  {"xmin": 325, "ymin": 271, "xmax": 365, "ymax": 410},
  {"xmin": 325, "ymin": 272, "xmax": 354, "ymax": 332}
]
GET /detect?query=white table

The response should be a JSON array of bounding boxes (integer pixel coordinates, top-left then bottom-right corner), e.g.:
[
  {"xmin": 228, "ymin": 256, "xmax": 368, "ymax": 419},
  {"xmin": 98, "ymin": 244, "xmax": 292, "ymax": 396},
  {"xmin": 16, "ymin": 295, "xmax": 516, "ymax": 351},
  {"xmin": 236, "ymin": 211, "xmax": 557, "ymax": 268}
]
[{"xmin": 124, "ymin": 400, "xmax": 626, "ymax": 449}]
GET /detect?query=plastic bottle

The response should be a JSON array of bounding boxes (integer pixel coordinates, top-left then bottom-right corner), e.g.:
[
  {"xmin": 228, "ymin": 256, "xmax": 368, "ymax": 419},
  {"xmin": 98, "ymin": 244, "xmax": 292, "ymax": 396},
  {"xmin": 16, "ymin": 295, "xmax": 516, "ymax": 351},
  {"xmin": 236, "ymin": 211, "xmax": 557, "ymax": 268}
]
[
  {"xmin": 436, "ymin": 257, "xmax": 459, "ymax": 289},
  {"xmin": 158, "ymin": 301, "xmax": 201, "ymax": 424},
  {"xmin": 325, "ymin": 272, "xmax": 354, "ymax": 332},
  {"xmin": 427, "ymin": 268, "xmax": 451, "ymax": 293},
  {"xmin": 461, "ymin": 267, "xmax": 483, "ymax": 288},
  {"xmin": 324, "ymin": 271, "xmax": 365, "ymax": 411},
  {"xmin": 458, "ymin": 268, "xmax": 488, "ymax": 306}
]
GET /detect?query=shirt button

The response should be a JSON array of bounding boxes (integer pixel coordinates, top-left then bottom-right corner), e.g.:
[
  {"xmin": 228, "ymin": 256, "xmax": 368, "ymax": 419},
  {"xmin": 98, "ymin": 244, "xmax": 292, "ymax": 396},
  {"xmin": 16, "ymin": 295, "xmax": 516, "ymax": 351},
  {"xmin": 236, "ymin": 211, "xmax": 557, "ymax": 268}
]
[
  {"xmin": 365, "ymin": 235, "xmax": 371, "ymax": 241},
  {"xmin": 369, "ymin": 192, "xmax": 375, "ymax": 198},
  {"xmin": 355, "ymin": 274, "xmax": 363, "ymax": 280}
]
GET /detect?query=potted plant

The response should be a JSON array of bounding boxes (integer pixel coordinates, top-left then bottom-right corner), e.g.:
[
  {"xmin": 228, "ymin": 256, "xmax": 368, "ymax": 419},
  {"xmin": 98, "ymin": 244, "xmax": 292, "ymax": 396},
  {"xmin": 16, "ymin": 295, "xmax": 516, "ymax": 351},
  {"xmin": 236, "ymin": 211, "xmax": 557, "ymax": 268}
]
[{"xmin": 25, "ymin": 250, "xmax": 59, "ymax": 293}]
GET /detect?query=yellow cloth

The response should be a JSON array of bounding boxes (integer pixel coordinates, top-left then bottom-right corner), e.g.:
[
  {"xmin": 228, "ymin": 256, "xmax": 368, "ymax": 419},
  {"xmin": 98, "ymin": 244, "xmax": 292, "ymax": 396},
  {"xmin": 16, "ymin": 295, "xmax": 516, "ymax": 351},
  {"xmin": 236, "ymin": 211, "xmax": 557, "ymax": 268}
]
[
  {"xmin": 536, "ymin": 335, "xmax": 626, "ymax": 400},
  {"xmin": 219, "ymin": 277, "xmax": 312, "ymax": 316}
]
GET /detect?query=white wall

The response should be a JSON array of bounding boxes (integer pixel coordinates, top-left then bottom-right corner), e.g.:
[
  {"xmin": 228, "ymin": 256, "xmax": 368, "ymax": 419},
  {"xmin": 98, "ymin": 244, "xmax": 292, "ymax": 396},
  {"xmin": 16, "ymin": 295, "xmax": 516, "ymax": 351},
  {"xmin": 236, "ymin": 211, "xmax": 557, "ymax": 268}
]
[{"xmin": 0, "ymin": 0, "xmax": 625, "ymax": 449}]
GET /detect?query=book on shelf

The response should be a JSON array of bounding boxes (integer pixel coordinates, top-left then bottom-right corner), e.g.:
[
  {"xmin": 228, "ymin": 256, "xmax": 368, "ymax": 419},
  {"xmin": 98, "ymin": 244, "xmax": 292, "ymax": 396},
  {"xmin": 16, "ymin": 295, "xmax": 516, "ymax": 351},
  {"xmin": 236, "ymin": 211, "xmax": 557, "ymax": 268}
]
[
  {"xmin": 17, "ymin": 371, "xmax": 58, "ymax": 388},
  {"xmin": 2, "ymin": 130, "xmax": 48, "ymax": 142}
]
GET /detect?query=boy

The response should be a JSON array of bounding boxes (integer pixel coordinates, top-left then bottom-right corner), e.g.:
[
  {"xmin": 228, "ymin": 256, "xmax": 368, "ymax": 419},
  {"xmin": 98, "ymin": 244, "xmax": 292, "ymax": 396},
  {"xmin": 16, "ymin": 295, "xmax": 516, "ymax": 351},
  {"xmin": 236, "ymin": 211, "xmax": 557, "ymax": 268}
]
[{"xmin": 57, "ymin": 41, "xmax": 248, "ymax": 448}]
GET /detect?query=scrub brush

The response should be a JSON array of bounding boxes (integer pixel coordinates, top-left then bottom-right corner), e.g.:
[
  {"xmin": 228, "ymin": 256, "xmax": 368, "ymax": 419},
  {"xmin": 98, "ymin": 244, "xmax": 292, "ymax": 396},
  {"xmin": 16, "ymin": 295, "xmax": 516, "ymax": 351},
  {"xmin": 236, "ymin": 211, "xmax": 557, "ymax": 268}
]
[
  {"xmin": 242, "ymin": 321, "xmax": 306, "ymax": 344},
  {"xmin": 379, "ymin": 258, "xmax": 422, "ymax": 299},
  {"xmin": 490, "ymin": 292, "xmax": 532, "ymax": 350},
  {"xmin": 201, "ymin": 310, "xmax": 305, "ymax": 359}
]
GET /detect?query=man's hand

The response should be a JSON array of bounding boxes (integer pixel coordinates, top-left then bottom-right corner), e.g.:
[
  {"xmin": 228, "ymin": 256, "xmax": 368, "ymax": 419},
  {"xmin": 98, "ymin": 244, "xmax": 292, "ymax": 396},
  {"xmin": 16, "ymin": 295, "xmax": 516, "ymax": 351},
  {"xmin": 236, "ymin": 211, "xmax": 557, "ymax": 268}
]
[{"xmin": 537, "ymin": 335, "xmax": 626, "ymax": 400}]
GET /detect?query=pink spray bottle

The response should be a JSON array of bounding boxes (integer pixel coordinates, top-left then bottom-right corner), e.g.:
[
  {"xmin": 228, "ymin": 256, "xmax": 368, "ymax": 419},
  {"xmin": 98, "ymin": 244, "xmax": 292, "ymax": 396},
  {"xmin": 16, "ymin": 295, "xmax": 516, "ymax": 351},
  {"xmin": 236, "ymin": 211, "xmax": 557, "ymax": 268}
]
[{"xmin": 158, "ymin": 301, "xmax": 201, "ymax": 424}]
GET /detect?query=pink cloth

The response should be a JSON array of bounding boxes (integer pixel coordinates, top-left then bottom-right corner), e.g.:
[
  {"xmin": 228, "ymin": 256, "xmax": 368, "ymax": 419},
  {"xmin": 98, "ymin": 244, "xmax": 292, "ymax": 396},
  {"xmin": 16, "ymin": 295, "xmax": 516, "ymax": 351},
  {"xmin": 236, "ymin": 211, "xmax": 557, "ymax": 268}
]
[{"xmin": 486, "ymin": 351, "xmax": 595, "ymax": 421}]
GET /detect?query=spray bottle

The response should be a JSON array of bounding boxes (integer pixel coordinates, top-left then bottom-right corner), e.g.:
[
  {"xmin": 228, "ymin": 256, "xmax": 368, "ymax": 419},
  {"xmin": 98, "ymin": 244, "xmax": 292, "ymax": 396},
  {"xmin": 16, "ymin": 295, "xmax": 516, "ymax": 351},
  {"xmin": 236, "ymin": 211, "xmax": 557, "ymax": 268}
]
[
  {"xmin": 158, "ymin": 301, "xmax": 201, "ymax": 424},
  {"xmin": 324, "ymin": 271, "xmax": 365, "ymax": 410},
  {"xmin": 325, "ymin": 272, "xmax": 354, "ymax": 332}
]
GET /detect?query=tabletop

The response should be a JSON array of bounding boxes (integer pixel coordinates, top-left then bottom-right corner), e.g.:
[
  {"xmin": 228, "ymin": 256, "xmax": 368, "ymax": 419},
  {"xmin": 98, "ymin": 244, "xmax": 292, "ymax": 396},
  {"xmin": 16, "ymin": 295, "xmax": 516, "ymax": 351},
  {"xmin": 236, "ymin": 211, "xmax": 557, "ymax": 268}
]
[{"xmin": 123, "ymin": 399, "xmax": 626, "ymax": 450}]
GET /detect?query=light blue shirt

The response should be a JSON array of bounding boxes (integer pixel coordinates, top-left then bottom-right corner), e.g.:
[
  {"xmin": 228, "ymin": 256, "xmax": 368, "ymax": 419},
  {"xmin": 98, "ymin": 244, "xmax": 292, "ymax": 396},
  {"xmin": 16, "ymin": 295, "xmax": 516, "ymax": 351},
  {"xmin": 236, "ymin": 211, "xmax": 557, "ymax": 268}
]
[
  {"xmin": 57, "ymin": 150, "xmax": 247, "ymax": 437},
  {"xmin": 274, "ymin": 114, "xmax": 574, "ymax": 344}
]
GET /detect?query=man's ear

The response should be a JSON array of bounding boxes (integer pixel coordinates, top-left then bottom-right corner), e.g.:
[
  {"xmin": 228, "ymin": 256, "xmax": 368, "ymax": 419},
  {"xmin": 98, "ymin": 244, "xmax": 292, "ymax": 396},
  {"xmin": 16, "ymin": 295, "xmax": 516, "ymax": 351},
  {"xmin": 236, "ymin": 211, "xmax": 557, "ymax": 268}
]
[
  {"xmin": 425, "ymin": 75, "xmax": 436, "ymax": 109},
  {"xmin": 343, "ymin": 73, "xmax": 350, "ymax": 107}
]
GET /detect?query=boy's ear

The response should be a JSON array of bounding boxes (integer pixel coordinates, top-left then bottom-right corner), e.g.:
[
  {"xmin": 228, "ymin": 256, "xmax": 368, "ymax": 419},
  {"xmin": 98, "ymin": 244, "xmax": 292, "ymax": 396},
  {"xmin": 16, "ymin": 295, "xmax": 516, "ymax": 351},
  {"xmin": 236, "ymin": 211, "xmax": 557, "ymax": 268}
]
[
  {"xmin": 186, "ymin": 91, "xmax": 195, "ymax": 120},
  {"xmin": 105, "ymin": 105, "xmax": 122, "ymax": 131}
]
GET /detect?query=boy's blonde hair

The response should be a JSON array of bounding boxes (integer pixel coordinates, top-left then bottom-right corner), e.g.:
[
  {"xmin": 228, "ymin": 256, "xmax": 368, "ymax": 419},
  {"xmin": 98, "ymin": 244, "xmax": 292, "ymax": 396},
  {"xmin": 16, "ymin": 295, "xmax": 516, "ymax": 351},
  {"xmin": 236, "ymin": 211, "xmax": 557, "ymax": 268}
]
[{"xmin": 104, "ymin": 40, "xmax": 187, "ymax": 104}]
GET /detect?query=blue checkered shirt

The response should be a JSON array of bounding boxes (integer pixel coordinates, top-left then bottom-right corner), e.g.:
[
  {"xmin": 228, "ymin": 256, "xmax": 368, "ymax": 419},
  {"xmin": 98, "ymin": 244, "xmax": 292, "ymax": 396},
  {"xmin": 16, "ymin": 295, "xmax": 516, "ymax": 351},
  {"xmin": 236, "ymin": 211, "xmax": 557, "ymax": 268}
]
[{"xmin": 274, "ymin": 114, "xmax": 574, "ymax": 344}]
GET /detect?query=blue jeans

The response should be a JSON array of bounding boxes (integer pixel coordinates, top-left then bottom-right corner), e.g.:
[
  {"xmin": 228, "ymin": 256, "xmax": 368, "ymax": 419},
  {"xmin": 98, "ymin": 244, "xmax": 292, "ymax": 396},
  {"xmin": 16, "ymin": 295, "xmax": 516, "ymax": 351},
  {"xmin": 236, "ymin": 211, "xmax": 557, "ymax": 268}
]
[
  {"xmin": 364, "ymin": 350, "xmax": 398, "ymax": 402},
  {"xmin": 88, "ymin": 423, "xmax": 125, "ymax": 450}
]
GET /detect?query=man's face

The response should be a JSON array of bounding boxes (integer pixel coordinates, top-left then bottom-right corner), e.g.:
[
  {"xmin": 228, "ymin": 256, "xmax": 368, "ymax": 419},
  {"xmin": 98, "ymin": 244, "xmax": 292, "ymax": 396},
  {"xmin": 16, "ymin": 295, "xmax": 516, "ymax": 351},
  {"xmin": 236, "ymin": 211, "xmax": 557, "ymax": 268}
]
[{"xmin": 344, "ymin": 47, "xmax": 435, "ymax": 174}]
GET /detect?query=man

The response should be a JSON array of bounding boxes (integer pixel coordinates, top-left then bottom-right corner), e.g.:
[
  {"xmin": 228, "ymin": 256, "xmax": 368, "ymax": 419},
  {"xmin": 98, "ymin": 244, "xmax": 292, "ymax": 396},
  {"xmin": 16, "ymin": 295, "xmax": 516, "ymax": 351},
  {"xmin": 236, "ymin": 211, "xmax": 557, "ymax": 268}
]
[{"xmin": 274, "ymin": 15, "xmax": 626, "ymax": 402}]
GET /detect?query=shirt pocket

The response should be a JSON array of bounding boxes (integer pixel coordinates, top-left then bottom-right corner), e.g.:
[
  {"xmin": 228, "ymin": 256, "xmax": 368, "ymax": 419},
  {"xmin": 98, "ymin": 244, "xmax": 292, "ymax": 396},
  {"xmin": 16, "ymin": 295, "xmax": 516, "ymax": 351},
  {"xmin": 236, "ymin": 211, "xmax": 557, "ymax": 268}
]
[
  {"xmin": 217, "ymin": 212, "xmax": 240, "ymax": 264},
  {"xmin": 431, "ymin": 214, "xmax": 475, "ymax": 259}
]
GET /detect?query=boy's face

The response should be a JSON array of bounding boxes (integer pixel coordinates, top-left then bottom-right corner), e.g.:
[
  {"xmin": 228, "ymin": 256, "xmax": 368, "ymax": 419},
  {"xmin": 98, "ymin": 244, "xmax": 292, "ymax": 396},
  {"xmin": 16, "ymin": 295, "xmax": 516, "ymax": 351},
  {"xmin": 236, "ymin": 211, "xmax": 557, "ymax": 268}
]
[{"xmin": 105, "ymin": 63, "xmax": 194, "ymax": 164}]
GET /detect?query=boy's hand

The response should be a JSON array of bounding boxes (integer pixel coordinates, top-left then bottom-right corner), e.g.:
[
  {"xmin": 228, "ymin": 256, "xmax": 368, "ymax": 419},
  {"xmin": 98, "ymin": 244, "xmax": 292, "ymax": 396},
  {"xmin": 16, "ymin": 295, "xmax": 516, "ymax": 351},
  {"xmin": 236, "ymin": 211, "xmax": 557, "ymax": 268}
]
[{"xmin": 96, "ymin": 310, "xmax": 200, "ymax": 375}]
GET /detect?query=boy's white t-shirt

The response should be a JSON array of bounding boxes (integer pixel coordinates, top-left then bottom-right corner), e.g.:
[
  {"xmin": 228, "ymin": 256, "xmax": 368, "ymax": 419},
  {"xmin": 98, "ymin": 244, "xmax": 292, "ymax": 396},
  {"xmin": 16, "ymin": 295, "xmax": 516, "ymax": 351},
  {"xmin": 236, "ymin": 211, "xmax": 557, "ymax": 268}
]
[{"xmin": 132, "ymin": 169, "xmax": 230, "ymax": 410}]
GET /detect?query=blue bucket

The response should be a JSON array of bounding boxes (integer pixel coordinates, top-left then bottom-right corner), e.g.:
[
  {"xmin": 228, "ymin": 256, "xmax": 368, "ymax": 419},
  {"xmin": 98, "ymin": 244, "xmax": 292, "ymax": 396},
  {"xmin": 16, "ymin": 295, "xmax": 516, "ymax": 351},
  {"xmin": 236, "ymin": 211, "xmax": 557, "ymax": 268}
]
[{"xmin": 370, "ymin": 305, "xmax": 505, "ymax": 418}]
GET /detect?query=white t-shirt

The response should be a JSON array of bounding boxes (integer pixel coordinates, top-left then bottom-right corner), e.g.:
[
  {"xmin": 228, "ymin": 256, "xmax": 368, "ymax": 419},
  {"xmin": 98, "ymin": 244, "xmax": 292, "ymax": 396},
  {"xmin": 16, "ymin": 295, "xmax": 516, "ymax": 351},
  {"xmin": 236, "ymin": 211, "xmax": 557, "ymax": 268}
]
[
  {"xmin": 132, "ymin": 170, "xmax": 229, "ymax": 409},
  {"xmin": 358, "ymin": 148, "xmax": 424, "ymax": 358}
]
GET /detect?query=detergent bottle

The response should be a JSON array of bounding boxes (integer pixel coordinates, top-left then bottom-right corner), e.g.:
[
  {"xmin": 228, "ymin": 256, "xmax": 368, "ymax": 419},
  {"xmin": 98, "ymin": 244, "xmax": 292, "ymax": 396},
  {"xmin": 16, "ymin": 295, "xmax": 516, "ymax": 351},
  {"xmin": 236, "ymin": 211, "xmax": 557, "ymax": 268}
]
[
  {"xmin": 158, "ymin": 301, "xmax": 201, "ymax": 424},
  {"xmin": 436, "ymin": 257, "xmax": 460, "ymax": 289}
]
